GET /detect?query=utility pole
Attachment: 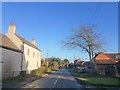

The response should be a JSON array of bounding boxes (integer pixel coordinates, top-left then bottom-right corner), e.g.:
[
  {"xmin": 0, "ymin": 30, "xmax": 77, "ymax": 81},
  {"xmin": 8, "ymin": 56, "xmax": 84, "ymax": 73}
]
[
  {"xmin": 47, "ymin": 49, "xmax": 48, "ymax": 60},
  {"xmin": 46, "ymin": 49, "xmax": 48, "ymax": 67}
]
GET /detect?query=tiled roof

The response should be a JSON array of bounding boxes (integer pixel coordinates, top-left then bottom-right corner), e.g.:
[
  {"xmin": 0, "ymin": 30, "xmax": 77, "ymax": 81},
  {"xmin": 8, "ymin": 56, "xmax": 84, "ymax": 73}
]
[
  {"xmin": 95, "ymin": 59, "xmax": 118, "ymax": 64},
  {"xmin": 0, "ymin": 33, "xmax": 22, "ymax": 52},
  {"xmin": 94, "ymin": 52, "xmax": 110, "ymax": 60},
  {"xmin": 94, "ymin": 52, "xmax": 120, "ymax": 64},
  {"xmin": 15, "ymin": 34, "xmax": 41, "ymax": 51},
  {"xmin": 106, "ymin": 53, "xmax": 120, "ymax": 60}
]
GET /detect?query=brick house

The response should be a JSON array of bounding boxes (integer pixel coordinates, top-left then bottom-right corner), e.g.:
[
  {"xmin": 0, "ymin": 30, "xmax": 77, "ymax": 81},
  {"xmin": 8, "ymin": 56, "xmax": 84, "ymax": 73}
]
[{"xmin": 94, "ymin": 52, "xmax": 120, "ymax": 76}]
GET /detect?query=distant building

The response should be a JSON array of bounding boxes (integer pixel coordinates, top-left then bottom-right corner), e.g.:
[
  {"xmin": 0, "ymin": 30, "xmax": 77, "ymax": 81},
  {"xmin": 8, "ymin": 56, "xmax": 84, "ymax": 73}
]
[
  {"xmin": 74, "ymin": 58, "xmax": 84, "ymax": 67},
  {"xmin": 81, "ymin": 61, "xmax": 94, "ymax": 71},
  {"xmin": 74, "ymin": 58, "xmax": 84, "ymax": 72},
  {"xmin": 1, "ymin": 22, "xmax": 42, "ymax": 78},
  {"xmin": 94, "ymin": 52, "xmax": 120, "ymax": 76}
]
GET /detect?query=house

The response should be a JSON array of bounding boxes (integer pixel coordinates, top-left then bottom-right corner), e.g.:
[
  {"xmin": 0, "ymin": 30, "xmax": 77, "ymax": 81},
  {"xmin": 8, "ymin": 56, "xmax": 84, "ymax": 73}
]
[
  {"xmin": 1, "ymin": 22, "xmax": 42, "ymax": 78},
  {"xmin": 94, "ymin": 52, "xmax": 120, "ymax": 76},
  {"xmin": 0, "ymin": 33, "xmax": 22, "ymax": 79},
  {"xmin": 74, "ymin": 58, "xmax": 84, "ymax": 66},
  {"xmin": 81, "ymin": 61, "xmax": 95, "ymax": 72},
  {"xmin": 74, "ymin": 58, "xmax": 84, "ymax": 72}
]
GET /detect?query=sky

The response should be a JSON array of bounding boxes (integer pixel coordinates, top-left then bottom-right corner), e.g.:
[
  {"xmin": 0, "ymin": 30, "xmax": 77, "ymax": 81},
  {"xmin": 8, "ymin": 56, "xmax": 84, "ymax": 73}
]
[{"xmin": 2, "ymin": 2, "xmax": 118, "ymax": 62}]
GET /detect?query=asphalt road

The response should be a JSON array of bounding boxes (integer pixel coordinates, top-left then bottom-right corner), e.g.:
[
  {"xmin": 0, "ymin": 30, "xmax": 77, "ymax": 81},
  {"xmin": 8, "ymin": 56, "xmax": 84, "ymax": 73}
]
[{"xmin": 21, "ymin": 68, "xmax": 83, "ymax": 89}]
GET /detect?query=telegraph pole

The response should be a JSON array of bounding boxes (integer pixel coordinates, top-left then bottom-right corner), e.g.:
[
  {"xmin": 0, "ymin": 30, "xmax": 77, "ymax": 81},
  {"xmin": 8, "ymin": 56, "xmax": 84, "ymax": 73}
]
[
  {"xmin": 47, "ymin": 49, "xmax": 48, "ymax": 60},
  {"xmin": 46, "ymin": 49, "xmax": 48, "ymax": 66}
]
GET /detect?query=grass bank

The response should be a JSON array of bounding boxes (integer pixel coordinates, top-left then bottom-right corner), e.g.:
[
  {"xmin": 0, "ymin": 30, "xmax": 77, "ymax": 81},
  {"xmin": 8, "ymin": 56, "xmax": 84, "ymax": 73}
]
[{"xmin": 67, "ymin": 68, "xmax": 120, "ymax": 87}]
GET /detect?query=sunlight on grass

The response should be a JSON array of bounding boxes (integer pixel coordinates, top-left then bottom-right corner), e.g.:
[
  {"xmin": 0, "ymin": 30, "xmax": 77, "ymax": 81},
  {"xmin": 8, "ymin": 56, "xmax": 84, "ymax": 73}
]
[
  {"xmin": 78, "ymin": 77, "xmax": 120, "ymax": 87},
  {"xmin": 79, "ymin": 78, "xmax": 88, "ymax": 81},
  {"xmin": 67, "ymin": 68, "xmax": 120, "ymax": 87}
]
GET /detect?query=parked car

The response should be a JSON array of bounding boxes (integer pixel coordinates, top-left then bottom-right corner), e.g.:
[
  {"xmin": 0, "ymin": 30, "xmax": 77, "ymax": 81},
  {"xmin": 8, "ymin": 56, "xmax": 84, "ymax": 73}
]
[
  {"xmin": 80, "ymin": 68, "xmax": 92, "ymax": 73},
  {"xmin": 80, "ymin": 68, "xmax": 87, "ymax": 73}
]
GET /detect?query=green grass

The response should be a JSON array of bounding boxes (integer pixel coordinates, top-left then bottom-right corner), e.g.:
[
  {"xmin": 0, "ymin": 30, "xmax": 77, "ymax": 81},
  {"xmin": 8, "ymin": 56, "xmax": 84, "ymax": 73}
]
[
  {"xmin": 66, "ymin": 67, "xmax": 120, "ymax": 87},
  {"xmin": 78, "ymin": 77, "xmax": 120, "ymax": 87},
  {"xmin": 3, "ymin": 75, "xmax": 27, "ymax": 82}
]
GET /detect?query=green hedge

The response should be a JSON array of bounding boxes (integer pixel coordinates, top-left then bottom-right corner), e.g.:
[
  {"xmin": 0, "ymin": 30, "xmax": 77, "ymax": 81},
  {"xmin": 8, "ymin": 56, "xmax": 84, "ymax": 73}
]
[{"xmin": 31, "ymin": 66, "xmax": 52, "ymax": 75}]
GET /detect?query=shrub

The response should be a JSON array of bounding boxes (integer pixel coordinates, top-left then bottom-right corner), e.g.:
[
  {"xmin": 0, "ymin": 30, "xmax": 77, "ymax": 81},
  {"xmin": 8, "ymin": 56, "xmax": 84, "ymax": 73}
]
[
  {"xmin": 31, "ymin": 66, "xmax": 46, "ymax": 75},
  {"xmin": 45, "ymin": 67, "xmax": 52, "ymax": 73}
]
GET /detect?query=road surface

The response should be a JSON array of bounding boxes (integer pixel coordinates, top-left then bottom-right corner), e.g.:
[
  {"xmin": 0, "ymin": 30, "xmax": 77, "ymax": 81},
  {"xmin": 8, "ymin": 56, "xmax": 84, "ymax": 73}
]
[{"xmin": 21, "ymin": 68, "xmax": 82, "ymax": 89}]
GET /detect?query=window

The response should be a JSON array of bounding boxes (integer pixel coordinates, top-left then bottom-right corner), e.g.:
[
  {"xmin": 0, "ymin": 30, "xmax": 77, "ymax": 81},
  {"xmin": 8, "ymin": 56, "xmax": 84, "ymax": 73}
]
[
  {"xmin": 27, "ymin": 49, "xmax": 30, "ymax": 55},
  {"xmin": 33, "ymin": 51, "xmax": 35, "ymax": 57},
  {"xmin": 27, "ymin": 61, "xmax": 29, "ymax": 67}
]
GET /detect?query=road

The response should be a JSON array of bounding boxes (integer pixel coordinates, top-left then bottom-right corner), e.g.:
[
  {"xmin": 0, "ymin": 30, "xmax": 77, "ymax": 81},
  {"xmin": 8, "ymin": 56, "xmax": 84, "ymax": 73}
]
[{"xmin": 21, "ymin": 68, "xmax": 83, "ymax": 89}]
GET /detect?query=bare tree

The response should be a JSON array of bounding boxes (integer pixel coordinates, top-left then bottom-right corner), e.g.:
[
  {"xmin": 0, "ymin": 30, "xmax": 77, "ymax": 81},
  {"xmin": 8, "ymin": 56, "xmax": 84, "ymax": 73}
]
[{"xmin": 62, "ymin": 24, "xmax": 105, "ymax": 62}]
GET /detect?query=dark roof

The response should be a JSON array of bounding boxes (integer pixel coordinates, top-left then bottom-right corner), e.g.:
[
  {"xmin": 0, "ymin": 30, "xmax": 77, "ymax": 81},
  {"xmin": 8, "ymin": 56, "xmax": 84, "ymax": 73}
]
[
  {"xmin": 106, "ymin": 53, "xmax": 120, "ymax": 60},
  {"xmin": 0, "ymin": 33, "xmax": 22, "ymax": 52},
  {"xmin": 15, "ymin": 34, "xmax": 41, "ymax": 51}
]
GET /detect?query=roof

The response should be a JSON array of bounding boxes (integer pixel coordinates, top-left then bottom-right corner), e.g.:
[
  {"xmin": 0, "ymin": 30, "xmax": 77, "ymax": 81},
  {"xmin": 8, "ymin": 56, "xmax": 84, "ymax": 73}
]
[
  {"xmin": 0, "ymin": 33, "xmax": 22, "ymax": 52},
  {"xmin": 15, "ymin": 34, "xmax": 41, "ymax": 51},
  {"xmin": 95, "ymin": 59, "xmax": 118, "ymax": 64},
  {"xmin": 82, "ymin": 61, "xmax": 94, "ymax": 66},
  {"xmin": 94, "ymin": 52, "xmax": 120, "ymax": 65},
  {"xmin": 94, "ymin": 52, "xmax": 110, "ymax": 60},
  {"xmin": 106, "ymin": 53, "xmax": 120, "ymax": 60}
]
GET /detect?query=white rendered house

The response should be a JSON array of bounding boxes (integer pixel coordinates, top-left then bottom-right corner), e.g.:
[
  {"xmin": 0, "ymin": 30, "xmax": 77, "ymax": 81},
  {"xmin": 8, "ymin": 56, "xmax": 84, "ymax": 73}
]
[
  {"xmin": 2, "ymin": 22, "xmax": 42, "ymax": 76},
  {"xmin": 0, "ymin": 33, "xmax": 22, "ymax": 78}
]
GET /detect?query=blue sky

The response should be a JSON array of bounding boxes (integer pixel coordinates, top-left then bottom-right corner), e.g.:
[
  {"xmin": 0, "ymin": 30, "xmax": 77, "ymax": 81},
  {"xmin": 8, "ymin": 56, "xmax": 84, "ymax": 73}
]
[{"xmin": 2, "ymin": 2, "xmax": 118, "ymax": 62}]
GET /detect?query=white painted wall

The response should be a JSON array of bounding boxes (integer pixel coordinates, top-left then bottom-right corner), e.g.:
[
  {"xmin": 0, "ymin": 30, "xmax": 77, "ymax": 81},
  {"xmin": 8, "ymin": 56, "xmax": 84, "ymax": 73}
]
[
  {"xmin": 23, "ymin": 44, "xmax": 41, "ymax": 73},
  {"xmin": 6, "ymin": 32, "xmax": 42, "ymax": 74},
  {"xmin": 6, "ymin": 33, "xmax": 23, "ymax": 50},
  {"xmin": 1, "ymin": 48, "xmax": 22, "ymax": 79},
  {"xmin": 0, "ymin": 47, "xmax": 2, "ymax": 81},
  {"xmin": 5, "ymin": 23, "xmax": 41, "ymax": 74},
  {"xmin": 6, "ymin": 23, "xmax": 23, "ymax": 50}
]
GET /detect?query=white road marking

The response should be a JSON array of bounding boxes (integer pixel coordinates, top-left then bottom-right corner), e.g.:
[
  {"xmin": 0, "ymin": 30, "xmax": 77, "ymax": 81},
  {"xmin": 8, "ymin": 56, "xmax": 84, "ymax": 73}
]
[
  {"xmin": 54, "ymin": 72, "xmax": 61, "ymax": 85},
  {"xmin": 54, "ymin": 78, "xmax": 58, "ymax": 85},
  {"xmin": 29, "ymin": 84, "xmax": 33, "ymax": 86}
]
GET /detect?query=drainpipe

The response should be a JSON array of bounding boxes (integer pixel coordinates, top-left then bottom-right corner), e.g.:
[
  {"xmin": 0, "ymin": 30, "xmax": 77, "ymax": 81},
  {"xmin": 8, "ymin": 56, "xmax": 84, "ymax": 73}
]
[{"xmin": 21, "ymin": 42, "xmax": 24, "ymax": 72}]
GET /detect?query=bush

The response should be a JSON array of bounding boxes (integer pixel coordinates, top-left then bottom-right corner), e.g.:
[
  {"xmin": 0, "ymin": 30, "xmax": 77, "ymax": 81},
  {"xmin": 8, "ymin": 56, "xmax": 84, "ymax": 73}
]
[
  {"xmin": 31, "ymin": 66, "xmax": 47, "ymax": 75},
  {"xmin": 31, "ymin": 69, "xmax": 41, "ymax": 75},
  {"xmin": 51, "ymin": 67, "xmax": 59, "ymax": 71},
  {"xmin": 45, "ymin": 67, "xmax": 52, "ymax": 73}
]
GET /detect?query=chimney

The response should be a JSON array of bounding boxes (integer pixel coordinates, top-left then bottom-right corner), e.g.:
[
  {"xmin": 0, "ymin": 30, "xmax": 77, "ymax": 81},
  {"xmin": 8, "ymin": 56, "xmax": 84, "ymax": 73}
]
[
  {"xmin": 8, "ymin": 22, "xmax": 16, "ymax": 34},
  {"xmin": 32, "ymin": 39, "xmax": 36, "ymax": 46}
]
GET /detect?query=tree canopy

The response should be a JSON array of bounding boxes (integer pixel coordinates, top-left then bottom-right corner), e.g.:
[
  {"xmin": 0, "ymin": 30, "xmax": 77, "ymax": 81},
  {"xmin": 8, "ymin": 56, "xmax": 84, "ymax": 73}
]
[{"xmin": 62, "ymin": 24, "xmax": 105, "ymax": 62}]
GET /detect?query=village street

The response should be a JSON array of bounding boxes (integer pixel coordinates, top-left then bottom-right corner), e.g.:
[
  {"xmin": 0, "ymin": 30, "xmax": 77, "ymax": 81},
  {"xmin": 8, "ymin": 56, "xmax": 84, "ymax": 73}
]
[{"xmin": 20, "ymin": 68, "xmax": 83, "ymax": 89}]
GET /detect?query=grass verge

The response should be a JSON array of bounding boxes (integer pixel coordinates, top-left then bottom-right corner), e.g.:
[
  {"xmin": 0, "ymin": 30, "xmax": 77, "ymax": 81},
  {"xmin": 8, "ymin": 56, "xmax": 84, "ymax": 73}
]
[
  {"xmin": 78, "ymin": 76, "xmax": 120, "ymax": 87},
  {"xmin": 67, "ymin": 68, "xmax": 120, "ymax": 87}
]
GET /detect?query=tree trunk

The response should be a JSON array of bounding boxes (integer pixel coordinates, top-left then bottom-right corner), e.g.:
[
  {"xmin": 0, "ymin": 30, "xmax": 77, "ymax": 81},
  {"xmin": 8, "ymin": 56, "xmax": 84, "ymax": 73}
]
[{"xmin": 88, "ymin": 52, "xmax": 92, "ymax": 62}]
